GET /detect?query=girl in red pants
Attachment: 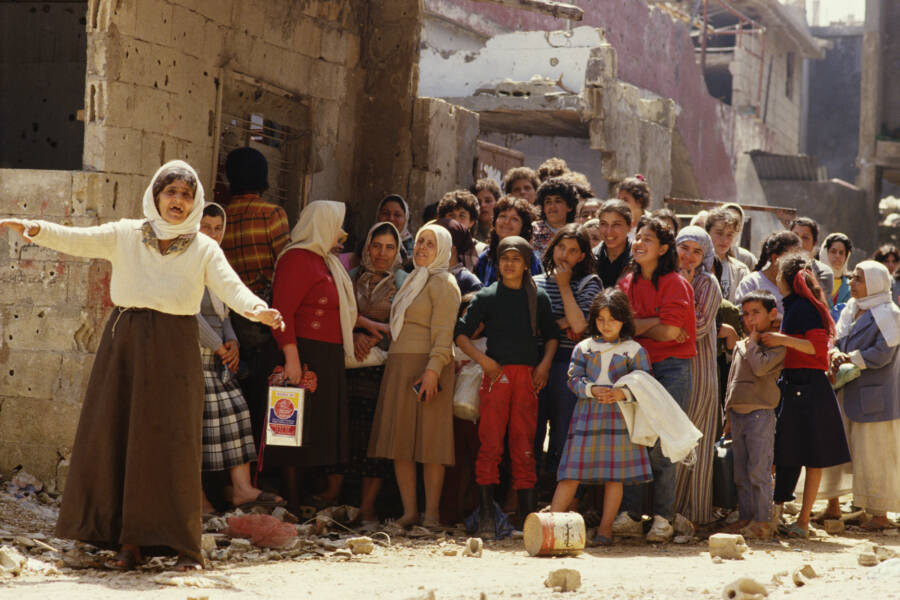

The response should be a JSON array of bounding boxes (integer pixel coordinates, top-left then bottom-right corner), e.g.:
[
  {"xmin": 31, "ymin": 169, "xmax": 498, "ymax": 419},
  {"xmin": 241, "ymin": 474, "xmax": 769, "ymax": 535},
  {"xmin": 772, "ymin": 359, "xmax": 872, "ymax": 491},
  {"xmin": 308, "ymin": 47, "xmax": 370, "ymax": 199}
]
[{"xmin": 455, "ymin": 236, "xmax": 560, "ymax": 537}]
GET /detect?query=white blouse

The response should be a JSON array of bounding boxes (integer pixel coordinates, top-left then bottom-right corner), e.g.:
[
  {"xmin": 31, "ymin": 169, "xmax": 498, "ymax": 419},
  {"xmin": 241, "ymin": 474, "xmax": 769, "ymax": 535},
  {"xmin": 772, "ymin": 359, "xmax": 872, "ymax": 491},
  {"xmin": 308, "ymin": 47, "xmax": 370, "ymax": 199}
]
[{"xmin": 28, "ymin": 219, "xmax": 266, "ymax": 317}]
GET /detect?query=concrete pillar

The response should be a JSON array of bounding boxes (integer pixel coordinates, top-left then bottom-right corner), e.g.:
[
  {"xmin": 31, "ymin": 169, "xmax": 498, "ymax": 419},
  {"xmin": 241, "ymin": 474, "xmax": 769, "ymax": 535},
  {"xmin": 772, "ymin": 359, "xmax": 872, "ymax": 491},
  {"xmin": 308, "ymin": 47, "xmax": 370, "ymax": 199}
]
[{"xmin": 856, "ymin": 0, "xmax": 883, "ymax": 210}]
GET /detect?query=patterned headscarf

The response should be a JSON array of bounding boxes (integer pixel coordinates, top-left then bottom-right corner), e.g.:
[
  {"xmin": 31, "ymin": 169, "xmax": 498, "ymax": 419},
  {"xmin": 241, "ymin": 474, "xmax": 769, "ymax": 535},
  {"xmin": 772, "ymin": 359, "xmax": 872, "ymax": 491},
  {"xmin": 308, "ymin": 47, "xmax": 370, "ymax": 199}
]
[{"xmin": 676, "ymin": 225, "xmax": 715, "ymax": 274}]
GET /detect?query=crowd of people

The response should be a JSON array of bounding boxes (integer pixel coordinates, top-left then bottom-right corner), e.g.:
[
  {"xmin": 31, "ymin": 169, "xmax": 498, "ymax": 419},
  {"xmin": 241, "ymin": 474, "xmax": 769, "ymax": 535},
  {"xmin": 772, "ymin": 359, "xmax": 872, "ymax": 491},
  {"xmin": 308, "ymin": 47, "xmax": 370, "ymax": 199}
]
[{"xmin": 2, "ymin": 150, "xmax": 899, "ymax": 570}]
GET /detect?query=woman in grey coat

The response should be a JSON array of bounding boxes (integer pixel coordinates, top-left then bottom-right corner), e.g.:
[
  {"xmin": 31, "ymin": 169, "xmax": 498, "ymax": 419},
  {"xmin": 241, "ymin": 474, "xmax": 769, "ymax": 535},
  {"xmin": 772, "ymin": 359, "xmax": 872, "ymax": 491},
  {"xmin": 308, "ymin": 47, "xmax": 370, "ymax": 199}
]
[{"xmin": 830, "ymin": 260, "xmax": 900, "ymax": 530}]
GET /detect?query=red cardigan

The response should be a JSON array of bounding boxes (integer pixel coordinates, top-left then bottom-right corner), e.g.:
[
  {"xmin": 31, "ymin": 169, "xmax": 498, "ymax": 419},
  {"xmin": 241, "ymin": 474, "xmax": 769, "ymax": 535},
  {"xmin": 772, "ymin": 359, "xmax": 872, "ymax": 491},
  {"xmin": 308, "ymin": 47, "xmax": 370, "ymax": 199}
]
[
  {"xmin": 272, "ymin": 249, "xmax": 342, "ymax": 348},
  {"xmin": 619, "ymin": 271, "xmax": 697, "ymax": 364}
]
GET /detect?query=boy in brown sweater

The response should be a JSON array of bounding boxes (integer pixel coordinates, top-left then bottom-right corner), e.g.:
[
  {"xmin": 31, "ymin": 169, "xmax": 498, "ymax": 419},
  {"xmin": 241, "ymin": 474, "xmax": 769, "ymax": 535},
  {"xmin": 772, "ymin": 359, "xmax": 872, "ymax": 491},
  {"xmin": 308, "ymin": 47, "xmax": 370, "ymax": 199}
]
[{"xmin": 722, "ymin": 290, "xmax": 786, "ymax": 538}]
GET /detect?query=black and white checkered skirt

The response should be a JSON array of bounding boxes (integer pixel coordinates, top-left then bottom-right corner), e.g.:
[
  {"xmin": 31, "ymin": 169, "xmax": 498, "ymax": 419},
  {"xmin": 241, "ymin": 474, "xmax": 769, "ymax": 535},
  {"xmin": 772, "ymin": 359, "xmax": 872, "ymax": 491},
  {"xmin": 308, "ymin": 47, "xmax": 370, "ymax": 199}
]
[{"xmin": 201, "ymin": 348, "xmax": 257, "ymax": 472}]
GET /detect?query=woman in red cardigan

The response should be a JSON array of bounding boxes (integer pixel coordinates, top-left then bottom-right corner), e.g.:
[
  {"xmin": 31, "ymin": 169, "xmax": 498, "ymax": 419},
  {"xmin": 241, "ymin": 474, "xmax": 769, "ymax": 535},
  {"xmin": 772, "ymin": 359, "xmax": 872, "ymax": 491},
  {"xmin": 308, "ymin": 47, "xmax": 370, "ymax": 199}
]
[
  {"xmin": 616, "ymin": 215, "xmax": 697, "ymax": 543},
  {"xmin": 266, "ymin": 201, "xmax": 366, "ymax": 512}
]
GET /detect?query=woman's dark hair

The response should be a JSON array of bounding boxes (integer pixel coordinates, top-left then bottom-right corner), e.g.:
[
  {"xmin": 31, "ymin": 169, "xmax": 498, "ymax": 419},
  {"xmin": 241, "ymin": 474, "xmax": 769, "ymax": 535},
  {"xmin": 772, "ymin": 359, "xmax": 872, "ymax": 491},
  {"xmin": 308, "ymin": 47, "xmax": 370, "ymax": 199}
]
[
  {"xmin": 652, "ymin": 208, "xmax": 680, "ymax": 235},
  {"xmin": 537, "ymin": 157, "xmax": 569, "ymax": 182},
  {"xmin": 598, "ymin": 199, "xmax": 632, "ymax": 227},
  {"xmin": 152, "ymin": 166, "xmax": 197, "ymax": 200},
  {"xmin": 779, "ymin": 253, "xmax": 833, "ymax": 330},
  {"xmin": 471, "ymin": 178, "xmax": 501, "ymax": 201},
  {"xmin": 788, "ymin": 216, "xmax": 819, "ymax": 245},
  {"xmin": 541, "ymin": 223, "xmax": 597, "ymax": 280},
  {"xmin": 586, "ymin": 288, "xmax": 636, "ymax": 339},
  {"xmin": 617, "ymin": 176, "xmax": 650, "ymax": 209},
  {"xmin": 502, "ymin": 167, "xmax": 539, "ymax": 195},
  {"xmin": 437, "ymin": 189, "xmax": 480, "ymax": 224},
  {"xmin": 823, "ymin": 232, "xmax": 853, "ymax": 256},
  {"xmin": 873, "ymin": 244, "xmax": 900, "ymax": 264},
  {"xmin": 740, "ymin": 289, "xmax": 778, "ymax": 313},
  {"xmin": 631, "ymin": 215, "xmax": 677, "ymax": 288},
  {"xmin": 754, "ymin": 230, "xmax": 801, "ymax": 271},
  {"xmin": 202, "ymin": 203, "xmax": 224, "ymax": 219},
  {"xmin": 536, "ymin": 177, "xmax": 578, "ymax": 223},
  {"xmin": 488, "ymin": 196, "xmax": 540, "ymax": 260}
]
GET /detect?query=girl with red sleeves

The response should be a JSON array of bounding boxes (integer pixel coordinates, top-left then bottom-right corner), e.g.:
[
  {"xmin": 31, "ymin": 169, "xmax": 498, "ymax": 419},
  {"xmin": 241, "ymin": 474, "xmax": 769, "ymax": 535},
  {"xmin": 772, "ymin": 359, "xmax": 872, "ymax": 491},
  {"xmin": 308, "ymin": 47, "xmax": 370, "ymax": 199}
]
[{"xmin": 760, "ymin": 254, "xmax": 851, "ymax": 538}]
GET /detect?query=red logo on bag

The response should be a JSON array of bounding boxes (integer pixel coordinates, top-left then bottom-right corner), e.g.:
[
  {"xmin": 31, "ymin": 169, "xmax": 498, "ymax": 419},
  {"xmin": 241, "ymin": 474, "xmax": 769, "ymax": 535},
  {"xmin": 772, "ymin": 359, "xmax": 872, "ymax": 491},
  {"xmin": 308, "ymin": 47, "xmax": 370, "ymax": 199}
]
[{"xmin": 273, "ymin": 397, "xmax": 295, "ymax": 419}]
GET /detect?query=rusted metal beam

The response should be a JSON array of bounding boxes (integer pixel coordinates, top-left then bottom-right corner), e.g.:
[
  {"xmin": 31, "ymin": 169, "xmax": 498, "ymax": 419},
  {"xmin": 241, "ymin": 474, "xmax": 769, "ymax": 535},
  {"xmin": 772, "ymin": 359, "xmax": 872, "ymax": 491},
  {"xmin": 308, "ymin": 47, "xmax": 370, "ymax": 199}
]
[{"xmin": 470, "ymin": 0, "xmax": 584, "ymax": 21}]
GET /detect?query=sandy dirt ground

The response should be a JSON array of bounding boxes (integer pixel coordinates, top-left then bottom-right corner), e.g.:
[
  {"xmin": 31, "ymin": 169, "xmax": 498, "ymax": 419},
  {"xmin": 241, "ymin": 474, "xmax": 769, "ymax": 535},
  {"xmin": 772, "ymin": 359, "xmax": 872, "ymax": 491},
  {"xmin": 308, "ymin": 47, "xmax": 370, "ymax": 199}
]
[{"xmin": 2, "ymin": 489, "xmax": 900, "ymax": 600}]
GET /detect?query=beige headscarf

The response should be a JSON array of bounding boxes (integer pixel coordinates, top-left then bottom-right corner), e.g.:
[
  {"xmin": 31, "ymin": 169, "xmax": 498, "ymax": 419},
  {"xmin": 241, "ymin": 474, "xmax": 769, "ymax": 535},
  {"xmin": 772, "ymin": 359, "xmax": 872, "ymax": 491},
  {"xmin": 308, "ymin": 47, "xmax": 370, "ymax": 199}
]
[
  {"xmin": 277, "ymin": 201, "xmax": 358, "ymax": 359},
  {"xmin": 389, "ymin": 223, "xmax": 453, "ymax": 340}
]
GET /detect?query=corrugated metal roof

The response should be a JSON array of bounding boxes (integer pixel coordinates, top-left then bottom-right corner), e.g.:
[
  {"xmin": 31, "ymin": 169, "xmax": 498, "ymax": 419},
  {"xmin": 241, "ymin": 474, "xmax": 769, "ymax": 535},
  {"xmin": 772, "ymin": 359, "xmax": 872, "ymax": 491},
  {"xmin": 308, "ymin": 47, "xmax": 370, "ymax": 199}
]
[{"xmin": 749, "ymin": 150, "xmax": 825, "ymax": 181}]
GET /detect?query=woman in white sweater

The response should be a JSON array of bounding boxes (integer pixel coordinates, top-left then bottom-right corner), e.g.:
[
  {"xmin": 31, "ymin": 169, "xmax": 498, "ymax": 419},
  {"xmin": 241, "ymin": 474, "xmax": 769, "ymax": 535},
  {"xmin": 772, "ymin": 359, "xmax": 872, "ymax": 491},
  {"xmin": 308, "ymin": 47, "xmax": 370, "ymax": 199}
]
[{"xmin": 0, "ymin": 160, "xmax": 283, "ymax": 572}]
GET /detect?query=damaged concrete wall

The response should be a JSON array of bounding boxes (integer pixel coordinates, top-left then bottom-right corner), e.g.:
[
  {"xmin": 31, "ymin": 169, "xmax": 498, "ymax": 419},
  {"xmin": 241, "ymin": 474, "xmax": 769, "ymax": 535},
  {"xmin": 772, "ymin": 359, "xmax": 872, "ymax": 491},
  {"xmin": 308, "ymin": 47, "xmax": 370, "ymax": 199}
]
[{"xmin": 0, "ymin": 0, "xmax": 420, "ymax": 488}]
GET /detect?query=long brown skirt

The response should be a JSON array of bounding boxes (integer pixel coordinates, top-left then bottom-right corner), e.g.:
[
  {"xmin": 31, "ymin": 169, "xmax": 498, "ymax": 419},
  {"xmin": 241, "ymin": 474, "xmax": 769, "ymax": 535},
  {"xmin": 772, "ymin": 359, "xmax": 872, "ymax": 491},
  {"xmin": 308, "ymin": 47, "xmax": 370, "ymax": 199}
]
[
  {"xmin": 55, "ymin": 308, "xmax": 204, "ymax": 563},
  {"xmin": 367, "ymin": 353, "xmax": 455, "ymax": 466},
  {"xmin": 262, "ymin": 338, "xmax": 350, "ymax": 468}
]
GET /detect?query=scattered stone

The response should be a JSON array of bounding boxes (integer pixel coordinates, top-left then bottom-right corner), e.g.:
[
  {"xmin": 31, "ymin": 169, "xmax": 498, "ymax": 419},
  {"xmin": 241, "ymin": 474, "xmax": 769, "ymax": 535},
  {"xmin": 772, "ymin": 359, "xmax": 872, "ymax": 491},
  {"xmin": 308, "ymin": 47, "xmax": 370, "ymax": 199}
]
[
  {"xmin": 462, "ymin": 538, "xmax": 483, "ymax": 558},
  {"xmin": 272, "ymin": 506, "xmax": 299, "ymax": 524},
  {"xmin": 673, "ymin": 535, "xmax": 693, "ymax": 544},
  {"xmin": 770, "ymin": 570, "xmax": 789, "ymax": 586},
  {"xmin": 332, "ymin": 549, "xmax": 352, "ymax": 559},
  {"xmin": 544, "ymin": 568, "xmax": 581, "ymax": 592},
  {"xmin": 442, "ymin": 548, "xmax": 459, "ymax": 556},
  {"xmin": 673, "ymin": 514, "xmax": 695, "ymax": 537},
  {"xmin": 229, "ymin": 538, "xmax": 252, "ymax": 553},
  {"xmin": 791, "ymin": 565, "xmax": 817, "ymax": 586},
  {"xmin": 201, "ymin": 534, "xmax": 217, "ymax": 553},
  {"xmin": 709, "ymin": 533, "xmax": 748, "ymax": 560},
  {"xmin": 874, "ymin": 545, "xmax": 898, "ymax": 562},
  {"xmin": 11, "ymin": 470, "xmax": 43, "ymax": 493},
  {"xmin": 858, "ymin": 552, "xmax": 879, "ymax": 567},
  {"xmin": 712, "ymin": 556, "xmax": 724, "ymax": 564},
  {"xmin": 266, "ymin": 551, "xmax": 283, "ymax": 561},
  {"xmin": 204, "ymin": 517, "xmax": 227, "ymax": 532},
  {"xmin": 346, "ymin": 536, "xmax": 375, "ymax": 555},
  {"xmin": 721, "ymin": 577, "xmax": 768, "ymax": 600},
  {"xmin": 823, "ymin": 519, "xmax": 844, "ymax": 535},
  {"xmin": 0, "ymin": 545, "xmax": 27, "ymax": 575},
  {"xmin": 59, "ymin": 548, "xmax": 101, "ymax": 569},
  {"xmin": 209, "ymin": 549, "xmax": 229, "ymax": 561},
  {"xmin": 13, "ymin": 536, "xmax": 35, "ymax": 548},
  {"xmin": 296, "ymin": 524, "xmax": 315, "ymax": 536}
]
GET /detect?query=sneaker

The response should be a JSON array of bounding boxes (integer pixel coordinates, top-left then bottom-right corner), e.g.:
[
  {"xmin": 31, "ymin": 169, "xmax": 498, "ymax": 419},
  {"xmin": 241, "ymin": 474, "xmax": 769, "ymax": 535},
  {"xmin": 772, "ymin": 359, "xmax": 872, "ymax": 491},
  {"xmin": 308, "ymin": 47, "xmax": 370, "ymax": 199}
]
[
  {"xmin": 645, "ymin": 515, "xmax": 674, "ymax": 543},
  {"xmin": 612, "ymin": 511, "xmax": 643, "ymax": 537}
]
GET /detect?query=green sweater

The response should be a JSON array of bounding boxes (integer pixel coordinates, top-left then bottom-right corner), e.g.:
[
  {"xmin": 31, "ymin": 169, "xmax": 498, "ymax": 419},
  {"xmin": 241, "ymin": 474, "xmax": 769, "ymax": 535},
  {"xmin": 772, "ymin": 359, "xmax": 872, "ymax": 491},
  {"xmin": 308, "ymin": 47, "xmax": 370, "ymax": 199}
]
[{"xmin": 455, "ymin": 281, "xmax": 560, "ymax": 366}]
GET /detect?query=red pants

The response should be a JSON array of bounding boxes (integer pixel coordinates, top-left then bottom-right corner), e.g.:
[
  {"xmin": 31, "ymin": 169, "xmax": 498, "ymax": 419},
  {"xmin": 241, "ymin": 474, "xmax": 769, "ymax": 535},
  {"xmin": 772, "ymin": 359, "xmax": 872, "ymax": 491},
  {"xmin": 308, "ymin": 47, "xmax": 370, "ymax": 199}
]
[{"xmin": 475, "ymin": 364, "xmax": 538, "ymax": 490}]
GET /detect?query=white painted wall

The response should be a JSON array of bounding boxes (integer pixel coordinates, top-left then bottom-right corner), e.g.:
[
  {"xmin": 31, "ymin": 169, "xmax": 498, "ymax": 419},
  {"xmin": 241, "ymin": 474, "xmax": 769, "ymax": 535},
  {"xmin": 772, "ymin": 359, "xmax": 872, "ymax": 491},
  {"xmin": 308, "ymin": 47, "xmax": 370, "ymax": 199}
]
[{"xmin": 418, "ymin": 26, "xmax": 606, "ymax": 98}]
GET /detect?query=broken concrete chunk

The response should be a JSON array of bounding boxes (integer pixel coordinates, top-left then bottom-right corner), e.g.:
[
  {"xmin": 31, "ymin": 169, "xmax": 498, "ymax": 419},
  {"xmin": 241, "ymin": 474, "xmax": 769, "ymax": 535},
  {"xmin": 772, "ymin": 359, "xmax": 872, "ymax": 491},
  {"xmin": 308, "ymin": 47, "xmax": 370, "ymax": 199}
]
[
  {"xmin": 874, "ymin": 545, "xmax": 898, "ymax": 562},
  {"xmin": 673, "ymin": 535, "xmax": 693, "ymax": 544},
  {"xmin": 462, "ymin": 537, "xmax": 483, "ymax": 558},
  {"xmin": 346, "ymin": 537, "xmax": 375, "ymax": 555},
  {"xmin": 673, "ymin": 514, "xmax": 695, "ymax": 537},
  {"xmin": 0, "ymin": 546, "xmax": 27, "ymax": 575},
  {"xmin": 272, "ymin": 506, "xmax": 299, "ymax": 524},
  {"xmin": 229, "ymin": 538, "xmax": 252, "ymax": 553},
  {"xmin": 709, "ymin": 533, "xmax": 748, "ymax": 560},
  {"xmin": 442, "ymin": 548, "xmax": 459, "ymax": 556},
  {"xmin": 544, "ymin": 568, "xmax": 581, "ymax": 592},
  {"xmin": 201, "ymin": 534, "xmax": 217, "ymax": 553},
  {"xmin": 791, "ymin": 564, "xmax": 817, "ymax": 586},
  {"xmin": 823, "ymin": 519, "xmax": 844, "ymax": 535},
  {"xmin": 859, "ymin": 552, "xmax": 879, "ymax": 567},
  {"xmin": 722, "ymin": 577, "xmax": 768, "ymax": 600}
]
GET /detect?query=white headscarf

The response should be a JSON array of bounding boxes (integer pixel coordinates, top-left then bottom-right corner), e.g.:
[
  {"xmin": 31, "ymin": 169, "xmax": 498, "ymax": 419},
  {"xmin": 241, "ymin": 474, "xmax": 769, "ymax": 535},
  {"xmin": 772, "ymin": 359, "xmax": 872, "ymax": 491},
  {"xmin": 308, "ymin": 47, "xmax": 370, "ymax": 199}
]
[
  {"xmin": 389, "ymin": 223, "xmax": 453, "ymax": 340},
  {"xmin": 835, "ymin": 260, "xmax": 900, "ymax": 347},
  {"xmin": 142, "ymin": 160, "xmax": 205, "ymax": 239},
  {"xmin": 819, "ymin": 232, "xmax": 852, "ymax": 279},
  {"xmin": 277, "ymin": 201, "xmax": 358, "ymax": 359}
]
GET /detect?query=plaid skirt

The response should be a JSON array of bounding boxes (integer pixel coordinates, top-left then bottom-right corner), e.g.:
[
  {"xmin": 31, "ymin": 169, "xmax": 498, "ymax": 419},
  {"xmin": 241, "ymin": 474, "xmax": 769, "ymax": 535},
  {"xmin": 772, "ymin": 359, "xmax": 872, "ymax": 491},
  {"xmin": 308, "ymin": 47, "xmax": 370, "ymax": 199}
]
[
  {"xmin": 201, "ymin": 349, "xmax": 257, "ymax": 472},
  {"xmin": 557, "ymin": 397, "xmax": 652, "ymax": 484}
]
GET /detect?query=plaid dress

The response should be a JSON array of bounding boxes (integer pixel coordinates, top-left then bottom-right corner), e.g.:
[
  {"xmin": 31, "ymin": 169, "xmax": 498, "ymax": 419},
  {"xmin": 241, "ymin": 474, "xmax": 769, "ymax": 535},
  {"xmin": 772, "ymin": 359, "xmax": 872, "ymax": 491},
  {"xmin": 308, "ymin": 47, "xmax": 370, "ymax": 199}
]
[
  {"xmin": 201, "ymin": 348, "xmax": 257, "ymax": 471},
  {"xmin": 557, "ymin": 338, "xmax": 653, "ymax": 483}
]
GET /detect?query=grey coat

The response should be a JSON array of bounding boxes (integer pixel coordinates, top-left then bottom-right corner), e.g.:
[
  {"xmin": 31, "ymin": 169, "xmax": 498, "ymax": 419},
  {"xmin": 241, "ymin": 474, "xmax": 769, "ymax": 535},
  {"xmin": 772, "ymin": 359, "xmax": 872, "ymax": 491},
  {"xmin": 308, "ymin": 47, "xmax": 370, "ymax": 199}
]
[{"xmin": 837, "ymin": 310, "xmax": 900, "ymax": 423}]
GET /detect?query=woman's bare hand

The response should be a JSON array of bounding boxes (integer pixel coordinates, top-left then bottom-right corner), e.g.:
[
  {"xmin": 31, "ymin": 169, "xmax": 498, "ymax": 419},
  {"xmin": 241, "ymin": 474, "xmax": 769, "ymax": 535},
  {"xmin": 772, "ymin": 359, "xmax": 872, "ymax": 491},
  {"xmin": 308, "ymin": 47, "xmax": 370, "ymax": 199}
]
[
  {"xmin": 245, "ymin": 307, "xmax": 285, "ymax": 331},
  {"xmin": 414, "ymin": 369, "xmax": 439, "ymax": 402},
  {"xmin": 353, "ymin": 332, "xmax": 376, "ymax": 361},
  {"xmin": 284, "ymin": 357, "xmax": 303, "ymax": 385}
]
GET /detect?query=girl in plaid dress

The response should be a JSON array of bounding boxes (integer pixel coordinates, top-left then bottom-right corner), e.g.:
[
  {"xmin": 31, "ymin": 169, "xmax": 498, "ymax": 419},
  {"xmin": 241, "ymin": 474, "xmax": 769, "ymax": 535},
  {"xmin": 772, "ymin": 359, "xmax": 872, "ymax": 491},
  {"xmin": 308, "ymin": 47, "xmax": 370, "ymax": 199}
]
[{"xmin": 551, "ymin": 288, "xmax": 653, "ymax": 544}]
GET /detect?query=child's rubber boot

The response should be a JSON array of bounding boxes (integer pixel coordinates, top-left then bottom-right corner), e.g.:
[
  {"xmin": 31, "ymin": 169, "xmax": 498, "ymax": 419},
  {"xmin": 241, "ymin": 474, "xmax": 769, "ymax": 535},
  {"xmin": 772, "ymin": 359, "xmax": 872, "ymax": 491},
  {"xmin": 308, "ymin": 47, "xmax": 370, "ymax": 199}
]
[
  {"xmin": 517, "ymin": 487, "xmax": 536, "ymax": 530},
  {"xmin": 477, "ymin": 485, "xmax": 496, "ymax": 539}
]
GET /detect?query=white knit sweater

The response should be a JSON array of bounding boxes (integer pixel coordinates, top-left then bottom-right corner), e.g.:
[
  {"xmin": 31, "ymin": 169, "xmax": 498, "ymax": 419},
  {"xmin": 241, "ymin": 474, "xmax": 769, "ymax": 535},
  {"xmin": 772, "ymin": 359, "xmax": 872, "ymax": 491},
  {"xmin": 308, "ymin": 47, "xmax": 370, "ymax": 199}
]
[{"xmin": 28, "ymin": 219, "xmax": 266, "ymax": 317}]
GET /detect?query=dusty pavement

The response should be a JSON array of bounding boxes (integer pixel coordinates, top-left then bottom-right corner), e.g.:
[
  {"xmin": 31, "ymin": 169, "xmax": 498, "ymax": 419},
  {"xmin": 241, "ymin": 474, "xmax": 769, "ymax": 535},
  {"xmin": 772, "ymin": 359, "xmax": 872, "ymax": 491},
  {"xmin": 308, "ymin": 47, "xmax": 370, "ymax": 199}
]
[{"xmin": 2, "ymin": 481, "xmax": 900, "ymax": 600}]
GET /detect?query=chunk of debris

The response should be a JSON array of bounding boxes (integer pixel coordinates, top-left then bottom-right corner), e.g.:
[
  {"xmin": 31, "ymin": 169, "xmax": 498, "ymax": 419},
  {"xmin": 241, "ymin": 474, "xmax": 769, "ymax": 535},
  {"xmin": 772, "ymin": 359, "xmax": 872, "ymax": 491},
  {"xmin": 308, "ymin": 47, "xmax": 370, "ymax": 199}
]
[
  {"xmin": 823, "ymin": 519, "xmax": 844, "ymax": 535},
  {"xmin": 792, "ymin": 564, "xmax": 817, "ymax": 586},
  {"xmin": 544, "ymin": 568, "xmax": 581, "ymax": 592},
  {"xmin": 709, "ymin": 533, "xmax": 748, "ymax": 560},
  {"xmin": 859, "ymin": 552, "xmax": 879, "ymax": 567},
  {"xmin": 673, "ymin": 514, "xmax": 695, "ymax": 537},
  {"xmin": 722, "ymin": 577, "xmax": 768, "ymax": 600},
  {"xmin": 0, "ymin": 545, "xmax": 27, "ymax": 575},
  {"xmin": 462, "ymin": 537, "xmax": 483, "ymax": 558},
  {"xmin": 201, "ymin": 534, "xmax": 217, "ymax": 553},
  {"xmin": 346, "ymin": 537, "xmax": 375, "ymax": 555}
]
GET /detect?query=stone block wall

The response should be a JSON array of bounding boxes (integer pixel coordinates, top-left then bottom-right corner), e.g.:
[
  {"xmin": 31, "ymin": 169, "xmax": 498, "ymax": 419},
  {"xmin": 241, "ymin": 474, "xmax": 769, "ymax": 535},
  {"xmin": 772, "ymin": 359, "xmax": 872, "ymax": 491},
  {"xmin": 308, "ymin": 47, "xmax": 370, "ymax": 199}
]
[{"xmin": 0, "ymin": 0, "xmax": 428, "ymax": 487}]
